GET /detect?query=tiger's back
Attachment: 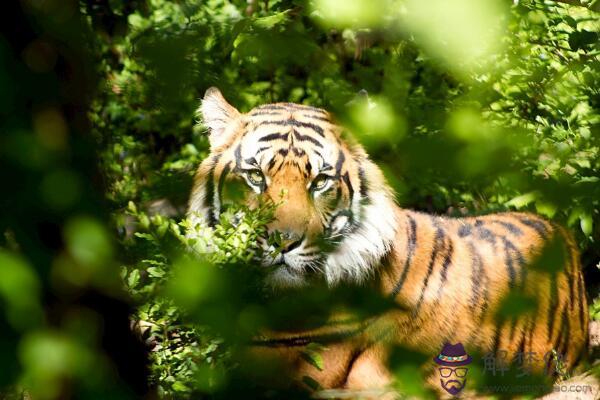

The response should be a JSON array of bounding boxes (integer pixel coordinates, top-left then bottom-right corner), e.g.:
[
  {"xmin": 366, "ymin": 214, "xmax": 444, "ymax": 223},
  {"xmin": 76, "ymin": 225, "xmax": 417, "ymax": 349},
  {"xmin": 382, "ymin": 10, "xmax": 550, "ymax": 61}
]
[{"xmin": 380, "ymin": 210, "xmax": 588, "ymax": 372}]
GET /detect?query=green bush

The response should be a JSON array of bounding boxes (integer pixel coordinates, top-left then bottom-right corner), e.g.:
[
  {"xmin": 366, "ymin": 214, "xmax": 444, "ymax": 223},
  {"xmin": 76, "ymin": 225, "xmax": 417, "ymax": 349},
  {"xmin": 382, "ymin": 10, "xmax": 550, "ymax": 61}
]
[{"xmin": 86, "ymin": 0, "xmax": 600, "ymax": 397}]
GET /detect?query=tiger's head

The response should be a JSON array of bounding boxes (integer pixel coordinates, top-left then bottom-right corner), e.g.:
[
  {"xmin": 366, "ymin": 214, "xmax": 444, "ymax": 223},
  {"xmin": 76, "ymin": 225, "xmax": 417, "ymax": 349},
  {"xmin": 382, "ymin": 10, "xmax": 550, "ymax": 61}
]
[{"xmin": 188, "ymin": 88, "xmax": 399, "ymax": 287}]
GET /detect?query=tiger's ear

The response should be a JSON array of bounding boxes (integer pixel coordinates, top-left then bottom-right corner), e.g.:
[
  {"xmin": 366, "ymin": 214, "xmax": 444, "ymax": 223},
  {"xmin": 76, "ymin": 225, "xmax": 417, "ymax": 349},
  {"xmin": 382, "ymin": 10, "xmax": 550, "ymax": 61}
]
[{"xmin": 199, "ymin": 87, "xmax": 241, "ymax": 149}]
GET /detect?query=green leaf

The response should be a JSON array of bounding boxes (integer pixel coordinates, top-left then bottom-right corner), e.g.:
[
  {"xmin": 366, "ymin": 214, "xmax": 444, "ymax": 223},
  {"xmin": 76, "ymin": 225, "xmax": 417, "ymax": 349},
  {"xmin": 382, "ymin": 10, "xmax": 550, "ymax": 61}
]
[
  {"xmin": 253, "ymin": 10, "xmax": 291, "ymax": 29},
  {"xmin": 505, "ymin": 191, "xmax": 538, "ymax": 209},
  {"xmin": 127, "ymin": 201, "xmax": 137, "ymax": 213},
  {"xmin": 0, "ymin": 251, "xmax": 43, "ymax": 329},
  {"xmin": 564, "ymin": 16, "xmax": 578, "ymax": 29},
  {"xmin": 301, "ymin": 375, "xmax": 322, "ymax": 391},
  {"xmin": 147, "ymin": 267, "xmax": 166, "ymax": 278},
  {"xmin": 535, "ymin": 199, "xmax": 557, "ymax": 218},
  {"xmin": 134, "ymin": 232, "xmax": 154, "ymax": 241},
  {"xmin": 172, "ymin": 381, "xmax": 189, "ymax": 392},
  {"xmin": 580, "ymin": 212, "xmax": 593, "ymax": 236},
  {"xmin": 300, "ymin": 343, "xmax": 326, "ymax": 371},
  {"xmin": 128, "ymin": 269, "xmax": 140, "ymax": 288},
  {"xmin": 577, "ymin": 176, "xmax": 600, "ymax": 184},
  {"xmin": 64, "ymin": 217, "xmax": 113, "ymax": 267},
  {"xmin": 568, "ymin": 30, "xmax": 599, "ymax": 51}
]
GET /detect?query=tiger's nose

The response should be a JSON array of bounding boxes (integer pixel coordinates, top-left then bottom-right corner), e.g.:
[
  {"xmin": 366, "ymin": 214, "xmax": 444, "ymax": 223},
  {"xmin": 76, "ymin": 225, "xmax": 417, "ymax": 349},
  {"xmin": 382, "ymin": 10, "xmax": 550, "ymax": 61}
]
[{"xmin": 279, "ymin": 231, "xmax": 304, "ymax": 253}]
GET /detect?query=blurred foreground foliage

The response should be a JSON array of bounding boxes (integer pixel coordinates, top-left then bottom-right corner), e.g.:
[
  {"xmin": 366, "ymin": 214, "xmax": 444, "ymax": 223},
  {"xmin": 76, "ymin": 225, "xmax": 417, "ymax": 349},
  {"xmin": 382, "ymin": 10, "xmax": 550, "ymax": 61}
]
[{"xmin": 1, "ymin": 0, "xmax": 599, "ymax": 398}]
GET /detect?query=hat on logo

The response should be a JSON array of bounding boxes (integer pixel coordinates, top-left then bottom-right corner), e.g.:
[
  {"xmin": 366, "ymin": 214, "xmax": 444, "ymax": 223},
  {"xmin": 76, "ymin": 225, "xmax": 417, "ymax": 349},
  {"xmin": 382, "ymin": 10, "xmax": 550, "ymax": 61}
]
[{"xmin": 434, "ymin": 342, "xmax": 473, "ymax": 366}]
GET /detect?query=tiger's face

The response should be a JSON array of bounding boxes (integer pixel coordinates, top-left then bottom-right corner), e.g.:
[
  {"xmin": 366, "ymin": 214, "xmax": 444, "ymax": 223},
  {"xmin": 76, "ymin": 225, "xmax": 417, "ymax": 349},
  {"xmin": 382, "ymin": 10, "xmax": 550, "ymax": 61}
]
[{"xmin": 188, "ymin": 88, "xmax": 398, "ymax": 287}]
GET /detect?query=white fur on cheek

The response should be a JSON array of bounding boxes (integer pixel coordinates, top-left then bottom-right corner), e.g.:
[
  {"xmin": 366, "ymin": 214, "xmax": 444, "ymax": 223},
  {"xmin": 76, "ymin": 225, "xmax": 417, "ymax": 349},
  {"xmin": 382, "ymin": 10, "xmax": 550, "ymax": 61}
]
[{"xmin": 324, "ymin": 190, "xmax": 398, "ymax": 285}]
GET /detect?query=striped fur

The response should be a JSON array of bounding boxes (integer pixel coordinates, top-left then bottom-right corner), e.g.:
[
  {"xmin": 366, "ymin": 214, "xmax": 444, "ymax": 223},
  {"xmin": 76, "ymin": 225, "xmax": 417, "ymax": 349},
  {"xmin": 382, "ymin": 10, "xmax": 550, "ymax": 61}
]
[{"xmin": 188, "ymin": 88, "xmax": 589, "ymax": 394}]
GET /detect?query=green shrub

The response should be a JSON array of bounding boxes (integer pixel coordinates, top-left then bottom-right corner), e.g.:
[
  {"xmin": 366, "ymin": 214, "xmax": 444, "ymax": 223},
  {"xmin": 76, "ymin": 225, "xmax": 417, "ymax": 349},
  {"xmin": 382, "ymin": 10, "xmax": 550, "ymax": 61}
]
[{"xmin": 87, "ymin": 0, "xmax": 599, "ymax": 397}]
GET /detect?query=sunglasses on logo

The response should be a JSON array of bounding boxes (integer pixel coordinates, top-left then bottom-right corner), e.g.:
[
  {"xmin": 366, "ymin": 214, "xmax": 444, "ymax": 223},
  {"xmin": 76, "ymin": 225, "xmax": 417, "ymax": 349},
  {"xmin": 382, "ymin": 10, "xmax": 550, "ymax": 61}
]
[{"xmin": 438, "ymin": 367, "xmax": 468, "ymax": 378}]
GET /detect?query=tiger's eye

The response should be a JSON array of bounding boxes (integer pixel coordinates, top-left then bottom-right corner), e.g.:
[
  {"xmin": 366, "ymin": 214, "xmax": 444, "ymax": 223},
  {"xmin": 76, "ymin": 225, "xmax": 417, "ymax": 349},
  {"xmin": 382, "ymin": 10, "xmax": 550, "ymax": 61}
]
[
  {"xmin": 312, "ymin": 175, "xmax": 330, "ymax": 191},
  {"xmin": 247, "ymin": 170, "xmax": 264, "ymax": 185}
]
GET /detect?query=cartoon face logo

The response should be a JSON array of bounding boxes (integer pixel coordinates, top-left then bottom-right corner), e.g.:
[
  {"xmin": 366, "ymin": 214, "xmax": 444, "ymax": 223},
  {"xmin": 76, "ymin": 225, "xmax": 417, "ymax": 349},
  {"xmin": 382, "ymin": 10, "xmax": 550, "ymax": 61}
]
[{"xmin": 434, "ymin": 343, "xmax": 472, "ymax": 396}]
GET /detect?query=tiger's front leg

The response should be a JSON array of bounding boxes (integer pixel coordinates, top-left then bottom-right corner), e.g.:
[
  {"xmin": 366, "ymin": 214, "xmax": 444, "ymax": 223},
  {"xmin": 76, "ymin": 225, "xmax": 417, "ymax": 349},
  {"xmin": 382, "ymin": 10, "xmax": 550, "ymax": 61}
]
[
  {"xmin": 344, "ymin": 345, "xmax": 396, "ymax": 399},
  {"xmin": 244, "ymin": 340, "xmax": 360, "ymax": 391}
]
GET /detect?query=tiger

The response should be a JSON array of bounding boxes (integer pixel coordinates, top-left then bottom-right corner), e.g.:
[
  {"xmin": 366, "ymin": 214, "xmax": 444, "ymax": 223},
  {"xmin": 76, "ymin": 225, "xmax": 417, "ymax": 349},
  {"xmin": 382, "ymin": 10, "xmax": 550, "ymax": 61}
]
[{"xmin": 187, "ymin": 87, "xmax": 589, "ymax": 396}]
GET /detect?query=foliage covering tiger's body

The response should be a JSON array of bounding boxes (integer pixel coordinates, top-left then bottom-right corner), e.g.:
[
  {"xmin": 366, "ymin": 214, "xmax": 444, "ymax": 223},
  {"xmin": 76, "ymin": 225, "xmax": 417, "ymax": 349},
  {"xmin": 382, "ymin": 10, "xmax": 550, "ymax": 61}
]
[{"xmin": 188, "ymin": 88, "xmax": 589, "ymax": 394}]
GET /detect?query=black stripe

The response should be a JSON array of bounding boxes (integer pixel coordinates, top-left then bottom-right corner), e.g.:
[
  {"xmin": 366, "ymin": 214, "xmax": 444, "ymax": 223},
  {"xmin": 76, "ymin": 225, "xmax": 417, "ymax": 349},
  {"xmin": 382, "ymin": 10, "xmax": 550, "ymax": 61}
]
[
  {"xmin": 503, "ymin": 236, "xmax": 526, "ymax": 286},
  {"xmin": 258, "ymin": 132, "xmax": 289, "ymax": 142},
  {"xmin": 273, "ymin": 157, "xmax": 286, "ymax": 174},
  {"xmin": 515, "ymin": 215, "xmax": 549, "ymax": 238},
  {"xmin": 517, "ymin": 328, "xmax": 526, "ymax": 356},
  {"xmin": 254, "ymin": 103, "xmax": 328, "ymax": 114},
  {"xmin": 301, "ymin": 113, "xmax": 330, "ymax": 122},
  {"xmin": 268, "ymin": 151, "xmax": 286, "ymax": 174},
  {"xmin": 391, "ymin": 216, "xmax": 417, "ymax": 297},
  {"xmin": 572, "ymin": 258, "xmax": 580, "ymax": 314},
  {"xmin": 414, "ymin": 222, "xmax": 445, "ymax": 312},
  {"xmin": 468, "ymin": 242, "xmax": 484, "ymax": 311},
  {"xmin": 358, "ymin": 166, "xmax": 368, "ymax": 198},
  {"xmin": 558, "ymin": 309, "xmax": 571, "ymax": 361},
  {"xmin": 204, "ymin": 154, "xmax": 221, "ymax": 228},
  {"xmin": 311, "ymin": 149, "xmax": 325, "ymax": 162},
  {"xmin": 578, "ymin": 273, "xmax": 586, "ymax": 331},
  {"xmin": 568, "ymin": 273, "xmax": 575, "ymax": 315},
  {"xmin": 492, "ymin": 220, "xmax": 523, "ymax": 236},
  {"xmin": 342, "ymin": 172, "xmax": 354, "ymax": 201},
  {"xmin": 205, "ymin": 167, "xmax": 216, "ymax": 227},
  {"xmin": 254, "ymin": 105, "xmax": 292, "ymax": 111},
  {"xmin": 476, "ymin": 225, "xmax": 496, "ymax": 247},
  {"xmin": 321, "ymin": 163, "xmax": 334, "ymax": 172},
  {"xmin": 256, "ymin": 119, "xmax": 324, "ymax": 136},
  {"xmin": 284, "ymin": 235, "xmax": 305, "ymax": 253},
  {"xmin": 564, "ymin": 240, "xmax": 576, "ymax": 312},
  {"xmin": 249, "ymin": 110, "xmax": 285, "ymax": 116},
  {"xmin": 479, "ymin": 284, "xmax": 490, "ymax": 321},
  {"xmin": 335, "ymin": 150, "xmax": 345, "ymax": 177},
  {"xmin": 281, "ymin": 102, "xmax": 328, "ymax": 114},
  {"xmin": 458, "ymin": 223, "xmax": 472, "ymax": 237},
  {"xmin": 501, "ymin": 237, "xmax": 517, "ymax": 288},
  {"xmin": 332, "ymin": 186, "xmax": 342, "ymax": 206},
  {"xmin": 256, "ymin": 146, "xmax": 271, "ymax": 154},
  {"xmin": 527, "ymin": 317, "xmax": 535, "ymax": 355},
  {"xmin": 547, "ymin": 277, "xmax": 558, "ymax": 342},
  {"xmin": 553, "ymin": 307, "xmax": 568, "ymax": 354},
  {"xmin": 292, "ymin": 147, "xmax": 305, "ymax": 157},
  {"xmin": 249, "ymin": 327, "xmax": 363, "ymax": 347},
  {"xmin": 492, "ymin": 324, "xmax": 502, "ymax": 354},
  {"xmin": 217, "ymin": 162, "xmax": 231, "ymax": 201},
  {"xmin": 434, "ymin": 240, "xmax": 454, "ymax": 301},
  {"xmin": 234, "ymin": 144, "xmax": 242, "ymax": 169},
  {"xmin": 509, "ymin": 317, "xmax": 518, "ymax": 341},
  {"xmin": 244, "ymin": 157, "xmax": 257, "ymax": 165},
  {"xmin": 292, "ymin": 128, "xmax": 323, "ymax": 147},
  {"xmin": 520, "ymin": 259, "xmax": 528, "ymax": 288}
]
